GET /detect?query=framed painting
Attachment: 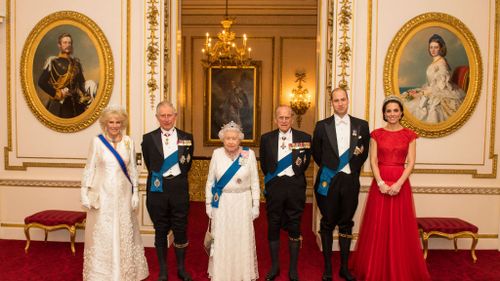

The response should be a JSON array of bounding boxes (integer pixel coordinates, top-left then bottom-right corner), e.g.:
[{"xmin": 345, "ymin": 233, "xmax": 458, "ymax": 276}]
[
  {"xmin": 384, "ymin": 12, "xmax": 482, "ymax": 138},
  {"xmin": 204, "ymin": 62, "xmax": 261, "ymax": 146},
  {"xmin": 20, "ymin": 11, "xmax": 113, "ymax": 133}
]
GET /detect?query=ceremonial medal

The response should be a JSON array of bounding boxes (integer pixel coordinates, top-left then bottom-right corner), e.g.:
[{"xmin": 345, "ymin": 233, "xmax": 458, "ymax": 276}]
[
  {"xmin": 164, "ymin": 132, "xmax": 170, "ymax": 145},
  {"xmin": 186, "ymin": 154, "xmax": 191, "ymax": 163},
  {"xmin": 214, "ymin": 193, "xmax": 219, "ymax": 202},
  {"xmin": 237, "ymin": 178, "xmax": 242, "ymax": 184},
  {"xmin": 295, "ymin": 156, "xmax": 302, "ymax": 167},
  {"xmin": 280, "ymin": 136, "xmax": 287, "ymax": 150},
  {"xmin": 154, "ymin": 178, "xmax": 161, "ymax": 187},
  {"xmin": 180, "ymin": 155, "xmax": 186, "ymax": 164},
  {"xmin": 322, "ymin": 181, "xmax": 328, "ymax": 187}
]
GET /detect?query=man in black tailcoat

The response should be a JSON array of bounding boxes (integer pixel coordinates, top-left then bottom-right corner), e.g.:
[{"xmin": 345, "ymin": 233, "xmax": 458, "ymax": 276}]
[
  {"xmin": 312, "ymin": 88, "xmax": 370, "ymax": 281},
  {"xmin": 142, "ymin": 101, "xmax": 193, "ymax": 281},
  {"xmin": 260, "ymin": 105, "xmax": 312, "ymax": 281}
]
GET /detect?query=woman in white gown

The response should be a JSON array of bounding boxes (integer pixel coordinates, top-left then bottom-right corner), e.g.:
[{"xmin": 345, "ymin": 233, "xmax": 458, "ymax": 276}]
[
  {"xmin": 402, "ymin": 33, "xmax": 465, "ymax": 123},
  {"xmin": 205, "ymin": 121, "xmax": 260, "ymax": 281},
  {"xmin": 81, "ymin": 105, "xmax": 149, "ymax": 281}
]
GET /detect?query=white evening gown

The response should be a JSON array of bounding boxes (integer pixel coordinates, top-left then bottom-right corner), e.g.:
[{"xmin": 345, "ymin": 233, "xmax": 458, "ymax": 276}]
[
  {"xmin": 404, "ymin": 57, "xmax": 465, "ymax": 123},
  {"xmin": 205, "ymin": 147, "xmax": 260, "ymax": 281},
  {"xmin": 81, "ymin": 135, "xmax": 149, "ymax": 281}
]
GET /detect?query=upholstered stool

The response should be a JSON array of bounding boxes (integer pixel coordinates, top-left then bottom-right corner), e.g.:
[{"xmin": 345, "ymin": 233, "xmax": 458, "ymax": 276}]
[
  {"xmin": 24, "ymin": 210, "xmax": 86, "ymax": 255},
  {"xmin": 417, "ymin": 217, "xmax": 479, "ymax": 263}
]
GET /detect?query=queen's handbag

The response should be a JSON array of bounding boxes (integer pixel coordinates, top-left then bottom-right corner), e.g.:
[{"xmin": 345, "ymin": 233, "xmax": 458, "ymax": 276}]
[{"xmin": 203, "ymin": 219, "xmax": 213, "ymax": 256}]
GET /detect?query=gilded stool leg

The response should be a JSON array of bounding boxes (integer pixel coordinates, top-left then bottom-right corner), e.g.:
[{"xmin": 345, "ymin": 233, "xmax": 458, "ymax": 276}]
[
  {"xmin": 453, "ymin": 237, "xmax": 458, "ymax": 251},
  {"xmin": 44, "ymin": 229, "xmax": 48, "ymax": 242},
  {"xmin": 69, "ymin": 225, "xmax": 77, "ymax": 255},
  {"xmin": 422, "ymin": 232, "xmax": 429, "ymax": 259},
  {"xmin": 471, "ymin": 234, "xmax": 478, "ymax": 263},
  {"xmin": 24, "ymin": 224, "xmax": 32, "ymax": 253}
]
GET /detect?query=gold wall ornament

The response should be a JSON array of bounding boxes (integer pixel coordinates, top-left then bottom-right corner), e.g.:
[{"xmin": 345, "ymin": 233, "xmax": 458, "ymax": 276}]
[
  {"xmin": 337, "ymin": 0, "xmax": 352, "ymax": 90},
  {"xmin": 326, "ymin": 0, "xmax": 334, "ymax": 93},
  {"xmin": 289, "ymin": 71, "xmax": 311, "ymax": 127},
  {"xmin": 201, "ymin": 0, "xmax": 252, "ymax": 67},
  {"xmin": 20, "ymin": 11, "xmax": 113, "ymax": 133},
  {"xmin": 384, "ymin": 12, "xmax": 482, "ymax": 138},
  {"xmin": 147, "ymin": 0, "xmax": 160, "ymax": 109}
]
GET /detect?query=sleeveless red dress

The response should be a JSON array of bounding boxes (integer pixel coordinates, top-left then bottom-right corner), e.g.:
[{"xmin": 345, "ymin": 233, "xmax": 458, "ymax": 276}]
[{"xmin": 351, "ymin": 128, "xmax": 431, "ymax": 281}]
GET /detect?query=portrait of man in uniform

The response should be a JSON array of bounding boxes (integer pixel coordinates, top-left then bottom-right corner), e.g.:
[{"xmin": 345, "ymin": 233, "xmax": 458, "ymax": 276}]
[{"xmin": 36, "ymin": 32, "xmax": 97, "ymax": 118}]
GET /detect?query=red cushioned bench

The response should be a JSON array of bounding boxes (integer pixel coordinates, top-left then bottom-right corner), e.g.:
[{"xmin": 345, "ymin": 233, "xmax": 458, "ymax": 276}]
[
  {"xmin": 24, "ymin": 210, "xmax": 86, "ymax": 255},
  {"xmin": 417, "ymin": 217, "xmax": 479, "ymax": 263}
]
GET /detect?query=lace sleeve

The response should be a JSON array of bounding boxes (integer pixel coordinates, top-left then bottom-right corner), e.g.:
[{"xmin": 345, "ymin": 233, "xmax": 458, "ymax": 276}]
[
  {"xmin": 127, "ymin": 136, "xmax": 139, "ymax": 188},
  {"xmin": 81, "ymin": 137, "xmax": 98, "ymax": 188},
  {"xmin": 205, "ymin": 150, "xmax": 217, "ymax": 204},
  {"xmin": 248, "ymin": 149, "xmax": 261, "ymax": 201}
]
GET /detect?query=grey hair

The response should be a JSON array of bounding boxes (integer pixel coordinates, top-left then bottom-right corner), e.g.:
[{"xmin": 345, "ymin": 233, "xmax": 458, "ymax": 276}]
[
  {"xmin": 99, "ymin": 104, "xmax": 128, "ymax": 132},
  {"xmin": 218, "ymin": 121, "xmax": 244, "ymax": 141},
  {"xmin": 156, "ymin": 100, "xmax": 177, "ymax": 115},
  {"xmin": 275, "ymin": 105, "xmax": 294, "ymax": 118}
]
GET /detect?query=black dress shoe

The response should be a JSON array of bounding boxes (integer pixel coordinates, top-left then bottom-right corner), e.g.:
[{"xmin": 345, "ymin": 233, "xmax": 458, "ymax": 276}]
[
  {"xmin": 265, "ymin": 270, "xmax": 280, "ymax": 281},
  {"xmin": 157, "ymin": 275, "xmax": 167, "ymax": 281},
  {"xmin": 289, "ymin": 275, "xmax": 300, "ymax": 281},
  {"xmin": 322, "ymin": 273, "xmax": 332, "ymax": 281},
  {"xmin": 177, "ymin": 271, "xmax": 192, "ymax": 281},
  {"xmin": 339, "ymin": 267, "xmax": 356, "ymax": 281}
]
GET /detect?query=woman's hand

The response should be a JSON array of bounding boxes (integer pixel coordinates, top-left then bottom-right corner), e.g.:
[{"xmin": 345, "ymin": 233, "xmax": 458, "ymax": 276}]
[
  {"xmin": 81, "ymin": 186, "xmax": 91, "ymax": 209},
  {"xmin": 131, "ymin": 187, "xmax": 139, "ymax": 211},
  {"xmin": 205, "ymin": 204, "xmax": 213, "ymax": 219},
  {"xmin": 251, "ymin": 206, "xmax": 260, "ymax": 220},
  {"xmin": 388, "ymin": 182, "xmax": 402, "ymax": 196},
  {"xmin": 251, "ymin": 200, "xmax": 260, "ymax": 220}
]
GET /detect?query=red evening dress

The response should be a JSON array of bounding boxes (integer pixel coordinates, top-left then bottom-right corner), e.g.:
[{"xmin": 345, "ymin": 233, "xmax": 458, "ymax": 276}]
[{"xmin": 351, "ymin": 128, "xmax": 431, "ymax": 281}]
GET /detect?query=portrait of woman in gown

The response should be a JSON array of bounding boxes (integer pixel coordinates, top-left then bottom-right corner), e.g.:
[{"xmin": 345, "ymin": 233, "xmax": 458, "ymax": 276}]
[
  {"xmin": 81, "ymin": 105, "xmax": 148, "ymax": 281},
  {"xmin": 204, "ymin": 121, "xmax": 260, "ymax": 281},
  {"xmin": 401, "ymin": 34, "xmax": 466, "ymax": 124},
  {"xmin": 351, "ymin": 96, "xmax": 431, "ymax": 281}
]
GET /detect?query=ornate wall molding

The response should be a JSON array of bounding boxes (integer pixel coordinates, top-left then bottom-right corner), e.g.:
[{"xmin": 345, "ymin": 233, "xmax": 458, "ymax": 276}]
[
  {"xmin": 336, "ymin": 0, "xmax": 352, "ymax": 90},
  {"xmin": 146, "ymin": 0, "xmax": 160, "ymax": 109},
  {"xmin": 2, "ymin": 159, "xmax": 500, "ymax": 194}
]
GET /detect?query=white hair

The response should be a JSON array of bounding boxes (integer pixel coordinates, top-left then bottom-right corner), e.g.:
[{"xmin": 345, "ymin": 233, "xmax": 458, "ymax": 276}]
[{"xmin": 218, "ymin": 121, "xmax": 244, "ymax": 141}]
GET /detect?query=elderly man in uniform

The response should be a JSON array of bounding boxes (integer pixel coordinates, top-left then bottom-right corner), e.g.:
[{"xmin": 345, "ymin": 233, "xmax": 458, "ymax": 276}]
[
  {"xmin": 260, "ymin": 105, "xmax": 312, "ymax": 281},
  {"xmin": 142, "ymin": 101, "xmax": 194, "ymax": 281}
]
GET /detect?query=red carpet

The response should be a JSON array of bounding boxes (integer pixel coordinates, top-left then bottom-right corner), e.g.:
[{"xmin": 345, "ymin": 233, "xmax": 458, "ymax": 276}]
[{"xmin": 1, "ymin": 202, "xmax": 500, "ymax": 280}]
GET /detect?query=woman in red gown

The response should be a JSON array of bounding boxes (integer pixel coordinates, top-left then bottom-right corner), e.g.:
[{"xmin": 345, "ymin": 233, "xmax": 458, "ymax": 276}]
[{"xmin": 351, "ymin": 95, "xmax": 431, "ymax": 281}]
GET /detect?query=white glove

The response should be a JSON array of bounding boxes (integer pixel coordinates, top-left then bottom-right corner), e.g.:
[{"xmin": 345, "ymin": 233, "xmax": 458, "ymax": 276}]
[
  {"xmin": 206, "ymin": 203, "xmax": 213, "ymax": 219},
  {"xmin": 81, "ymin": 186, "xmax": 91, "ymax": 209},
  {"xmin": 251, "ymin": 200, "xmax": 260, "ymax": 220},
  {"xmin": 131, "ymin": 187, "xmax": 139, "ymax": 211}
]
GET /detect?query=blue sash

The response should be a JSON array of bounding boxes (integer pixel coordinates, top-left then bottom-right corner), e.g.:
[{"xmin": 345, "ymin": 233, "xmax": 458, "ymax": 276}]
[
  {"xmin": 97, "ymin": 134, "xmax": 133, "ymax": 192},
  {"xmin": 316, "ymin": 149, "xmax": 350, "ymax": 196},
  {"xmin": 211, "ymin": 147, "xmax": 249, "ymax": 208},
  {"xmin": 150, "ymin": 150, "xmax": 179, "ymax": 192},
  {"xmin": 264, "ymin": 152, "xmax": 293, "ymax": 184}
]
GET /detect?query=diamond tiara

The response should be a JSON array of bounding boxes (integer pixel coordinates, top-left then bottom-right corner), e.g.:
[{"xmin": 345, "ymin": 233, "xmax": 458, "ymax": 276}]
[
  {"xmin": 220, "ymin": 120, "xmax": 242, "ymax": 131},
  {"xmin": 383, "ymin": 94, "xmax": 403, "ymax": 104}
]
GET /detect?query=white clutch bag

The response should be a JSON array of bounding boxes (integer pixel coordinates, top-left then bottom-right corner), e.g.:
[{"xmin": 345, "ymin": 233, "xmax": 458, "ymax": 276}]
[{"xmin": 88, "ymin": 190, "xmax": 100, "ymax": 209}]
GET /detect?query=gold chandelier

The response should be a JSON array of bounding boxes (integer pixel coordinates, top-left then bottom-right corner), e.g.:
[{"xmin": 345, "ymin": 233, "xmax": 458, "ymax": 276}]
[{"xmin": 201, "ymin": 0, "xmax": 252, "ymax": 67}]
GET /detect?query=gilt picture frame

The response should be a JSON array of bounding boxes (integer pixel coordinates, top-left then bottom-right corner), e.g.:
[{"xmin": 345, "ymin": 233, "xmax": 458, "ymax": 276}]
[
  {"xmin": 384, "ymin": 12, "xmax": 482, "ymax": 138},
  {"xmin": 204, "ymin": 62, "xmax": 261, "ymax": 146},
  {"xmin": 20, "ymin": 11, "xmax": 113, "ymax": 133}
]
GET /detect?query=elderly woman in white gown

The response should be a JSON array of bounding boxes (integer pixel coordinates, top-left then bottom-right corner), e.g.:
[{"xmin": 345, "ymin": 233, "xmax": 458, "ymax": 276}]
[
  {"xmin": 81, "ymin": 105, "xmax": 148, "ymax": 281},
  {"xmin": 205, "ymin": 121, "xmax": 260, "ymax": 281},
  {"xmin": 402, "ymin": 33, "xmax": 465, "ymax": 123}
]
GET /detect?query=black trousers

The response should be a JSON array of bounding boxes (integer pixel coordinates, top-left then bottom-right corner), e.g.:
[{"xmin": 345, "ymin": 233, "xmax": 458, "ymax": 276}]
[
  {"xmin": 315, "ymin": 172, "xmax": 359, "ymax": 235},
  {"xmin": 146, "ymin": 175, "xmax": 190, "ymax": 245},
  {"xmin": 265, "ymin": 175, "xmax": 306, "ymax": 241}
]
